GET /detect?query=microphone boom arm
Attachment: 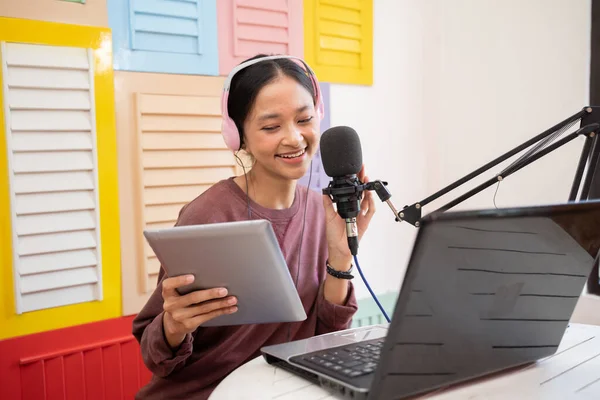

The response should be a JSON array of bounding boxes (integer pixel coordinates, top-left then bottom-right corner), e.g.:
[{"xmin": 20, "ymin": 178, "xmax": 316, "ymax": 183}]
[{"xmin": 362, "ymin": 107, "xmax": 600, "ymax": 227}]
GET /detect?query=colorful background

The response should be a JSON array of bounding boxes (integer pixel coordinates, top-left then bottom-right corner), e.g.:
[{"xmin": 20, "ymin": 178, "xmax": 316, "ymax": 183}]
[
  {"xmin": 1, "ymin": 1, "xmax": 599, "ymax": 399},
  {"xmin": 0, "ymin": 1, "xmax": 376, "ymax": 398}
]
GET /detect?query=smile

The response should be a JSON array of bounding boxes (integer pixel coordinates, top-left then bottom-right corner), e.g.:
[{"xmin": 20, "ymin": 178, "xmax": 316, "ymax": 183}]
[{"xmin": 277, "ymin": 148, "xmax": 306, "ymax": 159}]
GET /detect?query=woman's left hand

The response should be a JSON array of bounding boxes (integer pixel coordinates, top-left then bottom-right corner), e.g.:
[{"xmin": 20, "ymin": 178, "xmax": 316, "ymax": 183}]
[{"xmin": 322, "ymin": 165, "xmax": 376, "ymax": 269}]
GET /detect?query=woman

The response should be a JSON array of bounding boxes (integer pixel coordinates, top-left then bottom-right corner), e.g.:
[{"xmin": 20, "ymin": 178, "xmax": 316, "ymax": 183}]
[{"xmin": 132, "ymin": 54, "xmax": 376, "ymax": 399}]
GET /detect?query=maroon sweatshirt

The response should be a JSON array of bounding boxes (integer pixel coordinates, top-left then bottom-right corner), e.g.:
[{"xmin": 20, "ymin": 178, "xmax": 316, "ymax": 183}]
[{"xmin": 132, "ymin": 177, "xmax": 358, "ymax": 399}]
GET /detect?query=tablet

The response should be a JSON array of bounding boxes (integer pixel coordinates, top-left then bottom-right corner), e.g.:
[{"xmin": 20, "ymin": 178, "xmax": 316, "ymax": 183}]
[{"xmin": 143, "ymin": 219, "xmax": 307, "ymax": 327}]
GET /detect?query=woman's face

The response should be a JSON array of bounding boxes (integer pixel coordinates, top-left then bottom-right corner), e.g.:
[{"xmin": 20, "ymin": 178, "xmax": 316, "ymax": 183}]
[{"xmin": 242, "ymin": 74, "xmax": 319, "ymax": 182}]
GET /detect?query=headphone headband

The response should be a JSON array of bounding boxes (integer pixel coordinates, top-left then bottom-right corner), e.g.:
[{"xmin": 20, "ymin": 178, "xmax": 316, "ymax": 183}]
[
  {"xmin": 222, "ymin": 55, "xmax": 319, "ymax": 92},
  {"xmin": 220, "ymin": 55, "xmax": 325, "ymax": 152}
]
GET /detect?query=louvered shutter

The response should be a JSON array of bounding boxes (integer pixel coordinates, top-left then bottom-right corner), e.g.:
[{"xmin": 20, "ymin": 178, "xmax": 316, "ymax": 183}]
[
  {"xmin": 217, "ymin": 0, "xmax": 303, "ymax": 75},
  {"xmin": 108, "ymin": 0, "xmax": 219, "ymax": 75},
  {"xmin": 115, "ymin": 73, "xmax": 240, "ymax": 315},
  {"xmin": 137, "ymin": 92, "xmax": 238, "ymax": 291},
  {"xmin": 0, "ymin": 0, "xmax": 106, "ymax": 27},
  {"xmin": 2, "ymin": 42, "xmax": 102, "ymax": 314},
  {"xmin": 304, "ymin": 0, "xmax": 373, "ymax": 85}
]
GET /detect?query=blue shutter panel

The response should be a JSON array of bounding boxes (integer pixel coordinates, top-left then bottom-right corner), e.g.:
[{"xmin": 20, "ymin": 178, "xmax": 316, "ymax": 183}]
[{"xmin": 109, "ymin": 0, "xmax": 218, "ymax": 75}]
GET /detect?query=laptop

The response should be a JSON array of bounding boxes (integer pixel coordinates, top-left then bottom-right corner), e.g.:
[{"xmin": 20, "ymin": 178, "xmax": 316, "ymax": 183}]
[{"xmin": 261, "ymin": 200, "xmax": 600, "ymax": 400}]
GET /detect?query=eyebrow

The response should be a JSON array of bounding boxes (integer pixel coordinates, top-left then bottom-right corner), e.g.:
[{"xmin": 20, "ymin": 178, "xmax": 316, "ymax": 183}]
[{"xmin": 257, "ymin": 105, "xmax": 310, "ymax": 122}]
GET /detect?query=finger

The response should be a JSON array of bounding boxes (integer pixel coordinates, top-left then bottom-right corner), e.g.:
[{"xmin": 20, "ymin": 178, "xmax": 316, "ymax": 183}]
[
  {"xmin": 322, "ymin": 195, "xmax": 338, "ymax": 222},
  {"xmin": 359, "ymin": 184, "xmax": 371, "ymax": 212},
  {"xmin": 172, "ymin": 296, "xmax": 237, "ymax": 321},
  {"xmin": 358, "ymin": 164, "xmax": 366, "ymax": 181},
  {"xmin": 187, "ymin": 305, "xmax": 238, "ymax": 329},
  {"xmin": 365, "ymin": 190, "xmax": 376, "ymax": 219},
  {"xmin": 168, "ymin": 287, "xmax": 229, "ymax": 311},
  {"xmin": 358, "ymin": 192, "xmax": 376, "ymax": 226},
  {"xmin": 359, "ymin": 191, "xmax": 370, "ymax": 217},
  {"xmin": 162, "ymin": 274, "xmax": 195, "ymax": 298}
]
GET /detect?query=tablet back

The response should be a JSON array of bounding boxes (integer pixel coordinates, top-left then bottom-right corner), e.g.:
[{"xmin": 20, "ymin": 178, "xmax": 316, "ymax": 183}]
[{"xmin": 143, "ymin": 219, "xmax": 307, "ymax": 327}]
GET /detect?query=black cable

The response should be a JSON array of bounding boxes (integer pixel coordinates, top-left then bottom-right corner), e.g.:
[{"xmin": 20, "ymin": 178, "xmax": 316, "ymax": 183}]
[
  {"xmin": 234, "ymin": 152, "xmax": 252, "ymax": 219},
  {"xmin": 287, "ymin": 161, "xmax": 312, "ymax": 343}
]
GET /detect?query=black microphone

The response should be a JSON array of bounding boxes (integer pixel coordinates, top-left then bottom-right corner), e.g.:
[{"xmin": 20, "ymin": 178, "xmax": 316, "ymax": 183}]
[{"xmin": 319, "ymin": 126, "xmax": 364, "ymax": 256}]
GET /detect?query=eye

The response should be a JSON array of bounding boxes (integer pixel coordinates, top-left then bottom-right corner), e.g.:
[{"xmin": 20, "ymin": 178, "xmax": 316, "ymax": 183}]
[
  {"xmin": 262, "ymin": 125, "xmax": 279, "ymax": 132},
  {"xmin": 299, "ymin": 116, "xmax": 314, "ymax": 124}
]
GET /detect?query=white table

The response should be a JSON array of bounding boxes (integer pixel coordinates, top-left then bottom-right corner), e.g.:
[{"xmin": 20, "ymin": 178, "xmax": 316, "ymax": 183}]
[{"xmin": 210, "ymin": 323, "xmax": 600, "ymax": 400}]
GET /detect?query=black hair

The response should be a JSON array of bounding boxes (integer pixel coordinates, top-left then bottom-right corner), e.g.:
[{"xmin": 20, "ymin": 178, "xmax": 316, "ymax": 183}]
[{"xmin": 227, "ymin": 53, "xmax": 317, "ymax": 148}]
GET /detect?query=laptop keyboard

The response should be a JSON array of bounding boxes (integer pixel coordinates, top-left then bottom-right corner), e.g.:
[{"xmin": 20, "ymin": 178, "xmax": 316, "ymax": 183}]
[{"xmin": 291, "ymin": 338, "xmax": 384, "ymax": 379}]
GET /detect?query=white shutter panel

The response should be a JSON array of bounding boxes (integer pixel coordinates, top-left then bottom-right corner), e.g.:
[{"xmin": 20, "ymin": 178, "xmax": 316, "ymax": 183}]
[{"xmin": 2, "ymin": 42, "xmax": 102, "ymax": 314}]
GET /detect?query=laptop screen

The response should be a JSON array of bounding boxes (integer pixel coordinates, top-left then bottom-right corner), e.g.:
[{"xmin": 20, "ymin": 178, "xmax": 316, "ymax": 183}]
[{"xmin": 370, "ymin": 201, "xmax": 600, "ymax": 399}]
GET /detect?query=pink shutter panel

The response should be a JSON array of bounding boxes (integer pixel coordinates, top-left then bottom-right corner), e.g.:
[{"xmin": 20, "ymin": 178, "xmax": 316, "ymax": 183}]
[{"xmin": 217, "ymin": 0, "xmax": 304, "ymax": 75}]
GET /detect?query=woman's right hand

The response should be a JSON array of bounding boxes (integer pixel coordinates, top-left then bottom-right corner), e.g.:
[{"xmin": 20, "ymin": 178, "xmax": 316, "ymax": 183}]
[{"xmin": 161, "ymin": 274, "xmax": 238, "ymax": 349}]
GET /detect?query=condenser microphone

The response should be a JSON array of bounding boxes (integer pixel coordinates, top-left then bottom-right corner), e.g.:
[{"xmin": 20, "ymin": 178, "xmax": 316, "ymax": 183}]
[{"xmin": 320, "ymin": 126, "xmax": 365, "ymax": 256}]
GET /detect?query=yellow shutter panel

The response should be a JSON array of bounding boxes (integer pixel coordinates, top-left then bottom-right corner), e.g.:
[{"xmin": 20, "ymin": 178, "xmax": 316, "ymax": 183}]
[
  {"xmin": 0, "ymin": 18, "xmax": 121, "ymax": 340},
  {"xmin": 304, "ymin": 0, "xmax": 373, "ymax": 85}
]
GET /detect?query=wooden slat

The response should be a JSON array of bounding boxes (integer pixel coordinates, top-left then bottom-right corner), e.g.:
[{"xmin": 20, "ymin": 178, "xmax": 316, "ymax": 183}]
[
  {"xmin": 19, "ymin": 250, "xmax": 98, "ymax": 276},
  {"xmin": 319, "ymin": 4, "xmax": 361, "ymax": 24},
  {"xmin": 143, "ymin": 167, "xmax": 234, "ymax": 187},
  {"xmin": 11, "ymin": 132, "xmax": 93, "ymax": 152},
  {"xmin": 139, "ymin": 93, "xmax": 220, "ymax": 116},
  {"xmin": 15, "ymin": 191, "xmax": 95, "ymax": 215},
  {"xmin": 16, "ymin": 210, "xmax": 96, "ymax": 236},
  {"xmin": 10, "ymin": 110, "xmax": 92, "ymax": 131},
  {"xmin": 317, "ymin": 50, "xmax": 361, "ymax": 68},
  {"xmin": 236, "ymin": 9, "xmax": 288, "ymax": 27},
  {"xmin": 236, "ymin": 0, "xmax": 288, "ymax": 12},
  {"xmin": 236, "ymin": 24, "xmax": 289, "ymax": 42},
  {"xmin": 8, "ymin": 88, "xmax": 91, "ymax": 110},
  {"xmin": 20, "ymin": 266, "xmax": 99, "ymax": 294},
  {"xmin": 320, "ymin": 0, "xmax": 361, "ymax": 10},
  {"xmin": 144, "ymin": 184, "xmax": 211, "ymax": 205},
  {"xmin": 142, "ymin": 150, "xmax": 235, "ymax": 168},
  {"xmin": 142, "ymin": 132, "xmax": 227, "ymax": 150},
  {"xmin": 13, "ymin": 151, "xmax": 94, "ymax": 173},
  {"xmin": 21, "ymin": 285, "xmax": 97, "ymax": 313},
  {"xmin": 140, "ymin": 114, "xmax": 222, "ymax": 132},
  {"xmin": 13, "ymin": 171, "xmax": 95, "ymax": 194},
  {"xmin": 146, "ymin": 257, "xmax": 161, "ymax": 275},
  {"xmin": 144, "ymin": 203, "xmax": 187, "ymax": 224},
  {"xmin": 7, "ymin": 67, "xmax": 90, "ymax": 90},
  {"xmin": 5, "ymin": 43, "xmax": 89, "ymax": 69},
  {"xmin": 18, "ymin": 230, "xmax": 97, "ymax": 257},
  {"xmin": 145, "ymin": 221, "xmax": 177, "ymax": 231}
]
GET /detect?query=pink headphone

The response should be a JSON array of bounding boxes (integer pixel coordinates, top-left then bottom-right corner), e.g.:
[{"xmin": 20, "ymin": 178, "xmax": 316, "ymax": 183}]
[{"xmin": 220, "ymin": 55, "xmax": 325, "ymax": 152}]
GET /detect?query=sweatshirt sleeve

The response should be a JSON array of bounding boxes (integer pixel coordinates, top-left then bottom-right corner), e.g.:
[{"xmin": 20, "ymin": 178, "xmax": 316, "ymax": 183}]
[
  {"xmin": 315, "ymin": 280, "xmax": 358, "ymax": 335},
  {"xmin": 132, "ymin": 268, "xmax": 195, "ymax": 377}
]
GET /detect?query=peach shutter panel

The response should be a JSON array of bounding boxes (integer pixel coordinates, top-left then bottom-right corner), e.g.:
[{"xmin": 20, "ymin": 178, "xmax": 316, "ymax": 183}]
[
  {"xmin": 115, "ymin": 72, "xmax": 241, "ymax": 315},
  {"xmin": 304, "ymin": 0, "xmax": 373, "ymax": 85},
  {"xmin": 0, "ymin": 0, "xmax": 108, "ymax": 27},
  {"xmin": 217, "ymin": 0, "xmax": 304, "ymax": 75}
]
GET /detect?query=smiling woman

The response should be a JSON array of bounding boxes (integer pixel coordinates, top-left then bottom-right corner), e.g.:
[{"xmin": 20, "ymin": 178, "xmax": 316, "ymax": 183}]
[{"xmin": 130, "ymin": 54, "xmax": 377, "ymax": 400}]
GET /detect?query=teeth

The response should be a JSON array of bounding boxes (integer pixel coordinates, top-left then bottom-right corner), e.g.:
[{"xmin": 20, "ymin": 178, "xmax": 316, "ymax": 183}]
[{"xmin": 279, "ymin": 149, "xmax": 305, "ymax": 158}]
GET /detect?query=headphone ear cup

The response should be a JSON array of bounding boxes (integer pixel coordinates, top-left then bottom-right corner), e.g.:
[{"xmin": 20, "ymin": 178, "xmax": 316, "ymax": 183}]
[
  {"xmin": 221, "ymin": 117, "xmax": 240, "ymax": 151},
  {"xmin": 221, "ymin": 91, "xmax": 241, "ymax": 151}
]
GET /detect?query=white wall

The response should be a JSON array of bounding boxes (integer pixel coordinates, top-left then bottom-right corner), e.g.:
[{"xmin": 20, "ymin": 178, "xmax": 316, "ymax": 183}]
[{"xmin": 329, "ymin": 0, "xmax": 592, "ymax": 300}]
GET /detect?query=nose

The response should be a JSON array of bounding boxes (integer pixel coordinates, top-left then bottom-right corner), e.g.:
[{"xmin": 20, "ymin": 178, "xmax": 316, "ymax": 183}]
[{"xmin": 283, "ymin": 125, "xmax": 304, "ymax": 147}]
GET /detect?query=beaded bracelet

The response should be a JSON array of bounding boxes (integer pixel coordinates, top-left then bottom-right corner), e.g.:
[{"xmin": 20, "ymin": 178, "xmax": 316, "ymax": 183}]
[{"xmin": 326, "ymin": 260, "xmax": 354, "ymax": 280}]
